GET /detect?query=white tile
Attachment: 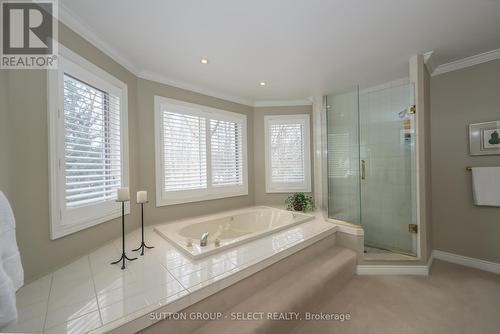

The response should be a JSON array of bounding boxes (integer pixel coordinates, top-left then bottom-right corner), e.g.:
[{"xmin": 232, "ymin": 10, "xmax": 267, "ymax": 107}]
[
  {"xmin": 113, "ymin": 232, "xmax": 140, "ymax": 253},
  {"xmin": 16, "ymin": 299, "xmax": 47, "ymax": 323},
  {"xmin": 174, "ymin": 266, "xmax": 217, "ymax": 289},
  {"xmin": 207, "ymin": 259, "xmax": 237, "ymax": 276},
  {"xmin": 163, "ymin": 255, "xmax": 192, "ymax": 270},
  {"xmin": 167, "ymin": 262, "xmax": 202, "ymax": 278},
  {"xmin": 45, "ymin": 297, "xmax": 98, "ymax": 329},
  {"xmin": 142, "ymin": 280, "xmax": 186, "ymax": 305},
  {"xmin": 97, "ymin": 280, "xmax": 147, "ymax": 308},
  {"xmin": 195, "ymin": 253, "xmax": 229, "ymax": 266},
  {"xmin": 16, "ymin": 275, "xmax": 52, "ymax": 308},
  {"xmin": 187, "ymin": 276, "xmax": 226, "ymax": 304},
  {"xmin": 224, "ymin": 246, "xmax": 273, "ymax": 266},
  {"xmin": 151, "ymin": 290, "xmax": 190, "ymax": 310},
  {"xmin": 151, "ymin": 246, "xmax": 189, "ymax": 264},
  {"xmin": 3, "ymin": 314, "xmax": 45, "ymax": 333},
  {"xmin": 48, "ymin": 278, "xmax": 96, "ymax": 310},
  {"xmin": 93, "ymin": 266, "xmax": 137, "ymax": 294},
  {"xmin": 130, "ymin": 264, "xmax": 177, "ymax": 286},
  {"xmin": 89, "ymin": 244, "xmax": 121, "ymax": 271},
  {"xmin": 126, "ymin": 251, "xmax": 162, "ymax": 268},
  {"xmin": 52, "ymin": 257, "xmax": 91, "ymax": 286},
  {"xmin": 8, "ymin": 213, "xmax": 335, "ymax": 334},
  {"xmin": 100, "ymin": 295, "xmax": 149, "ymax": 325},
  {"xmin": 145, "ymin": 230, "xmax": 169, "ymax": 244},
  {"xmin": 44, "ymin": 311, "xmax": 101, "ymax": 334}
]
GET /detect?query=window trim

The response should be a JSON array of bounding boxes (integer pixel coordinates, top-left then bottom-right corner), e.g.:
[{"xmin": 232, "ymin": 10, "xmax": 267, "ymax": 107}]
[
  {"xmin": 48, "ymin": 45, "xmax": 129, "ymax": 240},
  {"xmin": 154, "ymin": 96, "xmax": 248, "ymax": 206},
  {"xmin": 264, "ymin": 114, "xmax": 312, "ymax": 193}
]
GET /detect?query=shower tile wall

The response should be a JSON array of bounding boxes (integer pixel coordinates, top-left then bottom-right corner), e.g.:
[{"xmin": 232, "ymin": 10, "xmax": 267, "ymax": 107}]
[{"xmin": 359, "ymin": 83, "xmax": 415, "ymax": 252}]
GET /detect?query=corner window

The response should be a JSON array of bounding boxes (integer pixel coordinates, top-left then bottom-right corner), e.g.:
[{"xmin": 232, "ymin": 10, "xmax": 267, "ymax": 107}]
[
  {"xmin": 48, "ymin": 46, "xmax": 129, "ymax": 239},
  {"xmin": 265, "ymin": 114, "xmax": 311, "ymax": 193},
  {"xmin": 155, "ymin": 96, "xmax": 248, "ymax": 206}
]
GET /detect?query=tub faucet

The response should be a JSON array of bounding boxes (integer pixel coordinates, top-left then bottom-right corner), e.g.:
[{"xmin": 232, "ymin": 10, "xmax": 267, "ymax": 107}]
[{"xmin": 200, "ymin": 232, "xmax": 209, "ymax": 247}]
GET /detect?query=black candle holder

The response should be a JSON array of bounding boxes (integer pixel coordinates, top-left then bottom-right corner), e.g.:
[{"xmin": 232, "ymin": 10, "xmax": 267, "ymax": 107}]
[
  {"xmin": 111, "ymin": 201, "xmax": 137, "ymax": 269},
  {"xmin": 133, "ymin": 202, "xmax": 154, "ymax": 255}
]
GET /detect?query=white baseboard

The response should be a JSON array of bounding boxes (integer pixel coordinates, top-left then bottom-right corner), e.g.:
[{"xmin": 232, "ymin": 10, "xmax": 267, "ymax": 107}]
[
  {"xmin": 432, "ymin": 250, "xmax": 500, "ymax": 274},
  {"xmin": 356, "ymin": 264, "xmax": 430, "ymax": 275},
  {"xmin": 356, "ymin": 250, "xmax": 500, "ymax": 276},
  {"xmin": 357, "ymin": 253, "xmax": 434, "ymax": 276}
]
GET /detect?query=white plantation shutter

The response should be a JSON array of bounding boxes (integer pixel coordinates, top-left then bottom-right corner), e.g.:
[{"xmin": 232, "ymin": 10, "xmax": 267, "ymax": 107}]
[
  {"xmin": 270, "ymin": 123, "xmax": 305, "ymax": 183},
  {"xmin": 49, "ymin": 49, "xmax": 129, "ymax": 239},
  {"xmin": 63, "ymin": 74, "xmax": 122, "ymax": 207},
  {"xmin": 265, "ymin": 115, "xmax": 311, "ymax": 193},
  {"xmin": 155, "ymin": 97, "xmax": 248, "ymax": 206},
  {"xmin": 210, "ymin": 119, "xmax": 243, "ymax": 187},
  {"xmin": 162, "ymin": 111, "xmax": 207, "ymax": 191}
]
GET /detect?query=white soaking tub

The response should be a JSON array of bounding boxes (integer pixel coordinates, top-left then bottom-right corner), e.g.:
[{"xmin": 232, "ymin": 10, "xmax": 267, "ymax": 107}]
[{"xmin": 154, "ymin": 206, "xmax": 314, "ymax": 259}]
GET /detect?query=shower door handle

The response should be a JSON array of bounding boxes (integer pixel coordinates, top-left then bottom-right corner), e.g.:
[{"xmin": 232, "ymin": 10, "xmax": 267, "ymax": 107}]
[{"xmin": 361, "ymin": 160, "xmax": 366, "ymax": 180}]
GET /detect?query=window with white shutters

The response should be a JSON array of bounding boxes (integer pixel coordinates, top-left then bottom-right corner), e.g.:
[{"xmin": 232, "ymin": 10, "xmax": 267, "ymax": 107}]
[
  {"xmin": 49, "ymin": 47, "xmax": 129, "ymax": 239},
  {"xmin": 64, "ymin": 74, "xmax": 122, "ymax": 207},
  {"xmin": 162, "ymin": 111, "xmax": 207, "ymax": 191},
  {"xmin": 155, "ymin": 97, "xmax": 247, "ymax": 206},
  {"xmin": 210, "ymin": 119, "xmax": 243, "ymax": 187},
  {"xmin": 265, "ymin": 114, "xmax": 311, "ymax": 193}
]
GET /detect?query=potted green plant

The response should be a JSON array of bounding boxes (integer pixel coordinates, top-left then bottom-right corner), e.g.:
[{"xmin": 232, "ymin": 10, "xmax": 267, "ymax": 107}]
[{"xmin": 285, "ymin": 193, "xmax": 314, "ymax": 212}]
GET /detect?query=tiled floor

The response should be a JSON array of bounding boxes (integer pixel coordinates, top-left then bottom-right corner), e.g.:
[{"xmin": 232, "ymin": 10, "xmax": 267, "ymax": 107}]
[{"xmin": 6, "ymin": 218, "xmax": 334, "ymax": 334}]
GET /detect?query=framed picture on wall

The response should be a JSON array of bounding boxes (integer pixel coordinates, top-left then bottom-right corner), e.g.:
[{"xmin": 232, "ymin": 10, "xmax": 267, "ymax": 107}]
[{"xmin": 469, "ymin": 121, "xmax": 500, "ymax": 155}]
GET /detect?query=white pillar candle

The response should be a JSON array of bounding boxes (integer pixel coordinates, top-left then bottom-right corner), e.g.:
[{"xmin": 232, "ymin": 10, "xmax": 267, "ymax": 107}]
[
  {"xmin": 116, "ymin": 187, "xmax": 130, "ymax": 202},
  {"xmin": 136, "ymin": 190, "xmax": 148, "ymax": 204}
]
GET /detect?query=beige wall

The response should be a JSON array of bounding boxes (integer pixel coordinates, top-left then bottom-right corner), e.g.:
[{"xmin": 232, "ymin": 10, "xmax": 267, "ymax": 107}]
[
  {"xmin": 0, "ymin": 23, "xmax": 141, "ymax": 282},
  {"xmin": 0, "ymin": 23, "xmax": 255, "ymax": 282},
  {"xmin": 136, "ymin": 79, "xmax": 254, "ymax": 224},
  {"xmin": 0, "ymin": 71, "xmax": 12, "ymax": 199},
  {"xmin": 253, "ymin": 105, "xmax": 314, "ymax": 207},
  {"xmin": 431, "ymin": 58, "xmax": 500, "ymax": 263}
]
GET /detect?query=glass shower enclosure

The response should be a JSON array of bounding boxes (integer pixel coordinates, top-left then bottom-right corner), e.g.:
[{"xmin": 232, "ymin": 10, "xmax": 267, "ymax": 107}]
[{"xmin": 325, "ymin": 82, "xmax": 417, "ymax": 256}]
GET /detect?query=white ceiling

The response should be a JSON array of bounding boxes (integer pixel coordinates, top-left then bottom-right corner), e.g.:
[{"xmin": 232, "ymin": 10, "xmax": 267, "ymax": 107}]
[{"xmin": 60, "ymin": 0, "xmax": 500, "ymax": 105}]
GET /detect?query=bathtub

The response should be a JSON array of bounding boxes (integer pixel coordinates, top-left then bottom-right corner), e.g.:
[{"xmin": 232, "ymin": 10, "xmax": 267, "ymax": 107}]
[{"xmin": 154, "ymin": 206, "xmax": 315, "ymax": 259}]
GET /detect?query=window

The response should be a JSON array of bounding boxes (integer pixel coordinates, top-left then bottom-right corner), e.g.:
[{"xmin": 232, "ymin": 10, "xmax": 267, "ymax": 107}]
[
  {"xmin": 265, "ymin": 114, "xmax": 311, "ymax": 193},
  {"xmin": 155, "ymin": 96, "xmax": 247, "ymax": 206},
  {"xmin": 48, "ymin": 46, "xmax": 129, "ymax": 239}
]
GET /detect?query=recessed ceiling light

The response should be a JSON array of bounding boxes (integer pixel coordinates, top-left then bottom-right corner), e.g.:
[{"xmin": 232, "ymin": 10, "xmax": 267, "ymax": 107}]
[
  {"xmin": 259, "ymin": 82, "xmax": 266, "ymax": 86},
  {"xmin": 200, "ymin": 58, "xmax": 209, "ymax": 64}
]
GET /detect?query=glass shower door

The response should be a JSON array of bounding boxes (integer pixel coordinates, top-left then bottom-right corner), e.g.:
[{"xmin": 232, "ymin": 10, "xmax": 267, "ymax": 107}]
[
  {"xmin": 326, "ymin": 87, "xmax": 360, "ymax": 224},
  {"xmin": 358, "ymin": 83, "xmax": 417, "ymax": 255}
]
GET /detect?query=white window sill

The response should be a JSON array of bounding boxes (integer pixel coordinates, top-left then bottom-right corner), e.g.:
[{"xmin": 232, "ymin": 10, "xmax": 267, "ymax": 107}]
[
  {"xmin": 156, "ymin": 189, "xmax": 248, "ymax": 207},
  {"xmin": 51, "ymin": 205, "xmax": 130, "ymax": 240}
]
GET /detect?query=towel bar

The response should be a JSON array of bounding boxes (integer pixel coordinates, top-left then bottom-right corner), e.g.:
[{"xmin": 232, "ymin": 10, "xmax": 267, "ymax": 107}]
[{"xmin": 466, "ymin": 166, "xmax": 472, "ymax": 171}]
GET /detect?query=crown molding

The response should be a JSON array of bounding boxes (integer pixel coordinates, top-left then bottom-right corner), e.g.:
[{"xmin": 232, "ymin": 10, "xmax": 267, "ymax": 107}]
[
  {"xmin": 57, "ymin": 3, "xmax": 251, "ymax": 107},
  {"xmin": 432, "ymin": 48, "xmax": 500, "ymax": 76},
  {"xmin": 138, "ymin": 71, "xmax": 255, "ymax": 107},
  {"xmin": 58, "ymin": 3, "xmax": 140, "ymax": 75},
  {"xmin": 253, "ymin": 99, "xmax": 313, "ymax": 107},
  {"xmin": 57, "ymin": 3, "xmax": 354, "ymax": 109},
  {"xmin": 423, "ymin": 51, "xmax": 436, "ymax": 75}
]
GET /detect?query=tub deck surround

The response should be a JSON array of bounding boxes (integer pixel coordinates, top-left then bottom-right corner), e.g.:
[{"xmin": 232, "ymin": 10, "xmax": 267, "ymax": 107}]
[
  {"xmin": 9, "ymin": 212, "xmax": 336, "ymax": 334},
  {"xmin": 155, "ymin": 206, "xmax": 315, "ymax": 259}
]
